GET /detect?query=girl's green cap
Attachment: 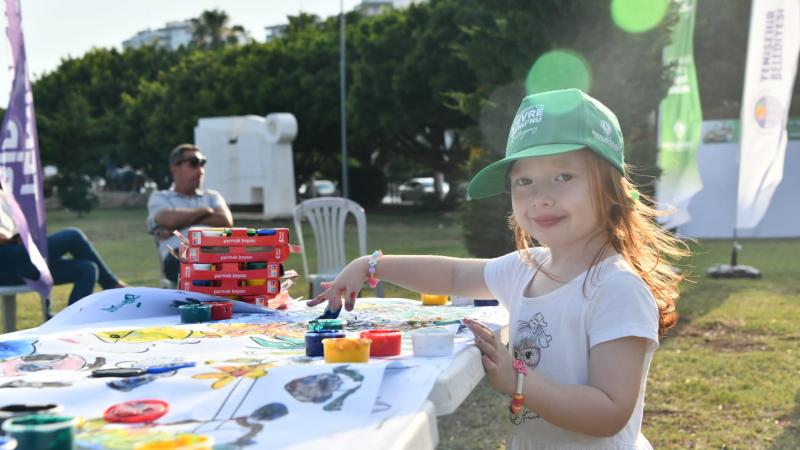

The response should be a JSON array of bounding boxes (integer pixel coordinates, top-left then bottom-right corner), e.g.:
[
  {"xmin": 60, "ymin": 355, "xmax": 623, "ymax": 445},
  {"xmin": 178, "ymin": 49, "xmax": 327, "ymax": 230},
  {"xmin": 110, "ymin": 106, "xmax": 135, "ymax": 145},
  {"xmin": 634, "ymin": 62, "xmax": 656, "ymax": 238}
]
[{"xmin": 467, "ymin": 88, "xmax": 624, "ymax": 199}]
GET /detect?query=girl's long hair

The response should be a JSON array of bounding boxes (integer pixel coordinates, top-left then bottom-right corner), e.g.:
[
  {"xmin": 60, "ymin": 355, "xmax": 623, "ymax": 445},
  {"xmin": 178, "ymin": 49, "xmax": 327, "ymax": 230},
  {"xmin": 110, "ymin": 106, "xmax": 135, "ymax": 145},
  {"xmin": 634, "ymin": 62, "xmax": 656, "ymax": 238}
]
[{"xmin": 510, "ymin": 150, "xmax": 688, "ymax": 336}]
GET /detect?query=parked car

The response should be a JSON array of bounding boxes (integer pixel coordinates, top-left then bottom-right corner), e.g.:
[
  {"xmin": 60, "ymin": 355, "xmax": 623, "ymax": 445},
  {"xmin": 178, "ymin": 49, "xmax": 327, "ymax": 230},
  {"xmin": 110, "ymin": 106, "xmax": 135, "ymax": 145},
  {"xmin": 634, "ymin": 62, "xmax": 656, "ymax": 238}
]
[
  {"xmin": 398, "ymin": 177, "xmax": 449, "ymax": 203},
  {"xmin": 298, "ymin": 180, "xmax": 338, "ymax": 199}
]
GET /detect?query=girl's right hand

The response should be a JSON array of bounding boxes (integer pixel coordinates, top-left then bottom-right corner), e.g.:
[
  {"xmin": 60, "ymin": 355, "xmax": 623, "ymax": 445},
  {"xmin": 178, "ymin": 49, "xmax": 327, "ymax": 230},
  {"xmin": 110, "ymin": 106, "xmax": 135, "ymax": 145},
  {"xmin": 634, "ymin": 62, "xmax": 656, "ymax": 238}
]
[{"xmin": 306, "ymin": 256, "xmax": 370, "ymax": 312}]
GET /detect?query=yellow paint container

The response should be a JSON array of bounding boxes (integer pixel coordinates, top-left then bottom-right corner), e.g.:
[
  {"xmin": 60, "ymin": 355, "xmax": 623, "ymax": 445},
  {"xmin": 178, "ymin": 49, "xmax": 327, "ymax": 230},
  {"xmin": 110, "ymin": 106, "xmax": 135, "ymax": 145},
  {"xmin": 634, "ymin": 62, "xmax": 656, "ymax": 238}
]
[
  {"xmin": 245, "ymin": 279, "xmax": 266, "ymax": 286},
  {"xmin": 323, "ymin": 338, "xmax": 371, "ymax": 363},
  {"xmin": 420, "ymin": 293, "xmax": 449, "ymax": 305}
]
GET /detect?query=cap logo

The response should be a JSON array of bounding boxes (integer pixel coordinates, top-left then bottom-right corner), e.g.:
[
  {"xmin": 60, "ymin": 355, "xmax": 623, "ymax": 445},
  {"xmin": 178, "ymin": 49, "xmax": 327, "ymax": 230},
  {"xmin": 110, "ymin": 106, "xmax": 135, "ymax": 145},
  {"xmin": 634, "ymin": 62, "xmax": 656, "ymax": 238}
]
[
  {"xmin": 591, "ymin": 124, "xmax": 622, "ymax": 154},
  {"xmin": 600, "ymin": 120, "xmax": 612, "ymax": 136},
  {"xmin": 509, "ymin": 104, "xmax": 545, "ymax": 144}
]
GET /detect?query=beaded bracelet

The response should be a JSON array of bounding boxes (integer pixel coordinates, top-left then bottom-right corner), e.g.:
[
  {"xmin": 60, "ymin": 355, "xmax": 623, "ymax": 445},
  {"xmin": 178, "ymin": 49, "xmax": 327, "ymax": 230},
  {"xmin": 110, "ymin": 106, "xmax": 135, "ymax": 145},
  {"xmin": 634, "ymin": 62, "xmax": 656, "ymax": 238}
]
[
  {"xmin": 509, "ymin": 358, "xmax": 528, "ymax": 418},
  {"xmin": 367, "ymin": 250, "xmax": 383, "ymax": 288}
]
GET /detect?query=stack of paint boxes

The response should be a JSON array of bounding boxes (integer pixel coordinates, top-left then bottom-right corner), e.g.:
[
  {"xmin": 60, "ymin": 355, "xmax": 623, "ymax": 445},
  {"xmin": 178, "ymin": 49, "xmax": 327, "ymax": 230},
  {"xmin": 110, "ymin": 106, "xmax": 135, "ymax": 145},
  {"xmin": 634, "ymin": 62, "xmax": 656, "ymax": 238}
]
[{"xmin": 177, "ymin": 227, "xmax": 292, "ymax": 307}]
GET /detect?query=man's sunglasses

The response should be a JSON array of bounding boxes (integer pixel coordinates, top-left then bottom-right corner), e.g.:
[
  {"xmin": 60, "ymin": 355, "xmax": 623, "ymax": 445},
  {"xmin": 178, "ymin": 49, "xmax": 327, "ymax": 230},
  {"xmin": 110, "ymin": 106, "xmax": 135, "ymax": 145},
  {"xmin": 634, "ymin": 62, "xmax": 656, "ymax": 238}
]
[{"xmin": 176, "ymin": 156, "xmax": 207, "ymax": 168}]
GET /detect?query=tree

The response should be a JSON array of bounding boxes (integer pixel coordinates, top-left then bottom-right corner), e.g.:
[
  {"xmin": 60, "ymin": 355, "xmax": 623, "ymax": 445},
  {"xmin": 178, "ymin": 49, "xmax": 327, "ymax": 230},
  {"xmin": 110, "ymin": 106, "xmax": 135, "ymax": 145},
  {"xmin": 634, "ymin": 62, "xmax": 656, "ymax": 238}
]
[
  {"xmin": 190, "ymin": 9, "xmax": 250, "ymax": 51},
  {"xmin": 348, "ymin": 1, "xmax": 484, "ymax": 195}
]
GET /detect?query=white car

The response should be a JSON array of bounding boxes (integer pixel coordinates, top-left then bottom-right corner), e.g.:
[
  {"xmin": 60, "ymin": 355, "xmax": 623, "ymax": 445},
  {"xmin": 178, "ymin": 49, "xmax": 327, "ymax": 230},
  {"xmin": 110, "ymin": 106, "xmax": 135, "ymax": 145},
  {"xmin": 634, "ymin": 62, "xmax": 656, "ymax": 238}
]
[
  {"xmin": 398, "ymin": 177, "xmax": 449, "ymax": 203},
  {"xmin": 298, "ymin": 180, "xmax": 338, "ymax": 198}
]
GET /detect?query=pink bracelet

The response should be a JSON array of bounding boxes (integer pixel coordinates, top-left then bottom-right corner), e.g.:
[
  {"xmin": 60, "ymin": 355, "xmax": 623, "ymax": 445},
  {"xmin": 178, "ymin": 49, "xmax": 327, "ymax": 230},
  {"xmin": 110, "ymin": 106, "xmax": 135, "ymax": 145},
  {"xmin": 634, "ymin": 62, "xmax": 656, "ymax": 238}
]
[{"xmin": 367, "ymin": 250, "xmax": 382, "ymax": 288}]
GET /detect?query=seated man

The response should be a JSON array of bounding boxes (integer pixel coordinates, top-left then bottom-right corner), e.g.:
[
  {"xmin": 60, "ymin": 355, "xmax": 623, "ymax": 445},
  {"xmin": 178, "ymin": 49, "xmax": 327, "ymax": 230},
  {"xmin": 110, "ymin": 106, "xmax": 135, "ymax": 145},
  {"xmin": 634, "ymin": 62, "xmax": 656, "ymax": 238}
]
[
  {"xmin": 1, "ymin": 186, "xmax": 127, "ymax": 309},
  {"xmin": 147, "ymin": 144, "xmax": 233, "ymax": 284}
]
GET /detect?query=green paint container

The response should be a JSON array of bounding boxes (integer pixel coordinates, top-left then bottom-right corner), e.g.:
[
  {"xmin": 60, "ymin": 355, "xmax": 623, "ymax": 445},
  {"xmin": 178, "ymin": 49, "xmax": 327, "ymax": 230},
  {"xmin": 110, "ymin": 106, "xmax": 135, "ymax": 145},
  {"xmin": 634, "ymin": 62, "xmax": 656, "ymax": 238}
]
[
  {"xmin": 307, "ymin": 319, "xmax": 346, "ymax": 332},
  {"xmin": 1, "ymin": 414, "xmax": 76, "ymax": 450},
  {"xmin": 179, "ymin": 304, "xmax": 212, "ymax": 323}
]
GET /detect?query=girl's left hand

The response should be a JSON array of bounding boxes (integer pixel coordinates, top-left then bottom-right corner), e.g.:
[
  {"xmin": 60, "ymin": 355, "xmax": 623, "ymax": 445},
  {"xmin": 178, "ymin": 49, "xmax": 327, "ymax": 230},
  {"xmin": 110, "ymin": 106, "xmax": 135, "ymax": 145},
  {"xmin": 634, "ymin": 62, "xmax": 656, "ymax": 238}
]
[{"xmin": 464, "ymin": 318, "xmax": 516, "ymax": 396}]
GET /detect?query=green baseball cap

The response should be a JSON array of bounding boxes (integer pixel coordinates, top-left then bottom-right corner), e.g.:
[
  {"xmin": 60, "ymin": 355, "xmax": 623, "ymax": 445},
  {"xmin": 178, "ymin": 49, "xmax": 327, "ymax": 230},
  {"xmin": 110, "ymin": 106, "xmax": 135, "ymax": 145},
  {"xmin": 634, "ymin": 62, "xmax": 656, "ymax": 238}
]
[{"xmin": 467, "ymin": 88, "xmax": 624, "ymax": 199}]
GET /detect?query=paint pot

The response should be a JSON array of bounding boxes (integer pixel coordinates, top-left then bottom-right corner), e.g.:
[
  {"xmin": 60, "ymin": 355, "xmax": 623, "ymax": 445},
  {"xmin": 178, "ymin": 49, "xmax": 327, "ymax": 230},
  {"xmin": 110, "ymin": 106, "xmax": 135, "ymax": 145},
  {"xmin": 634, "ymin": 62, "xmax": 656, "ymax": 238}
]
[
  {"xmin": 360, "ymin": 329, "xmax": 402, "ymax": 357},
  {"xmin": 179, "ymin": 304, "xmax": 211, "ymax": 324},
  {"xmin": 420, "ymin": 293, "xmax": 449, "ymax": 306},
  {"xmin": 202, "ymin": 301, "xmax": 233, "ymax": 321},
  {"xmin": 473, "ymin": 299, "xmax": 499, "ymax": 307},
  {"xmin": 245, "ymin": 262, "xmax": 266, "ymax": 270},
  {"xmin": 0, "ymin": 404, "xmax": 63, "ymax": 434},
  {"xmin": 200, "ymin": 246, "xmax": 228, "ymax": 254},
  {"xmin": 104, "ymin": 399, "xmax": 169, "ymax": 424},
  {"xmin": 246, "ymin": 228, "xmax": 256, "ymax": 236},
  {"xmin": 132, "ymin": 434, "xmax": 213, "ymax": 450},
  {"xmin": 304, "ymin": 330, "xmax": 346, "ymax": 357},
  {"xmin": 0, "ymin": 436, "xmax": 17, "ymax": 450},
  {"xmin": 191, "ymin": 263, "xmax": 214, "ymax": 286},
  {"xmin": 256, "ymin": 229, "xmax": 276, "ymax": 236},
  {"xmin": 307, "ymin": 319, "xmax": 346, "ymax": 332},
  {"xmin": 411, "ymin": 327, "xmax": 454, "ymax": 357},
  {"xmin": 200, "ymin": 229, "xmax": 224, "ymax": 237},
  {"xmin": 244, "ymin": 279, "xmax": 266, "ymax": 286},
  {"xmin": 323, "ymin": 338, "xmax": 371, "ymax": 363},
  {"xmin": 1, "ymin": 414, "xmax": 77, "ymax": 450}
]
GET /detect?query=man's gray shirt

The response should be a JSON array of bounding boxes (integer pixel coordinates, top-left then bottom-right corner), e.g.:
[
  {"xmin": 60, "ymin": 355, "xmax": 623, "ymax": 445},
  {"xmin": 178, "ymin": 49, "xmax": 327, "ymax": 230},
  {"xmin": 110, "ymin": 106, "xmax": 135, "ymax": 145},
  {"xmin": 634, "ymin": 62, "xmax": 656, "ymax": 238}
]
[{"xmin": 146, "ymin": 188, "xmax": 228, "ymax": 260}]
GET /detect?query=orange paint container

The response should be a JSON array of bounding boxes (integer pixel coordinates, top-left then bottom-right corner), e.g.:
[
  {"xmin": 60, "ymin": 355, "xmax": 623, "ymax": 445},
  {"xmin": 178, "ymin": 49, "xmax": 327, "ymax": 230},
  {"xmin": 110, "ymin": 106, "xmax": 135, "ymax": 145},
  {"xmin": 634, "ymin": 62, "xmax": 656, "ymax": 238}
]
[{"xmin": 323, "ymin": 338, "xmax": 371, "ymax": 363}]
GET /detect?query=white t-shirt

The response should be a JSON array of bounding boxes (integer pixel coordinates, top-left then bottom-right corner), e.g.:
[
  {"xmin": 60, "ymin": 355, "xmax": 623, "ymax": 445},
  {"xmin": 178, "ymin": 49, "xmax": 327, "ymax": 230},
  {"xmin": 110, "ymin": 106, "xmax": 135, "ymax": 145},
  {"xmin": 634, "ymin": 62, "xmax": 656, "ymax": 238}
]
[{"xmin": 484, "ymin": 248, "xmax": 659, "ymax": 450}]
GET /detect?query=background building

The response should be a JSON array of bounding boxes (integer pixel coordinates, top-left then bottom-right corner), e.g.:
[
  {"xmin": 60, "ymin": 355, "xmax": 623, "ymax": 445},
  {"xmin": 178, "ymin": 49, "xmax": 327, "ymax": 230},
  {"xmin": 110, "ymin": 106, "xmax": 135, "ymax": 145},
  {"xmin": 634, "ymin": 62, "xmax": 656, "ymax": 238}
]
[{"xmin": 122, "ymin": 20, "xmax": 193, "ymax": 50}]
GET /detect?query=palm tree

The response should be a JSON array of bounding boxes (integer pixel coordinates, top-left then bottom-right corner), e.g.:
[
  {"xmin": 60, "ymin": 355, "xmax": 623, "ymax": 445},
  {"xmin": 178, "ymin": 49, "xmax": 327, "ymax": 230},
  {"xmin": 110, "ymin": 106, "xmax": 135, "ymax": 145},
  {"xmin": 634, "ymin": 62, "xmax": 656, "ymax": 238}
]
[{"xmin": 190, "ymin": 9, "xmax": 250, "ymax": 51}]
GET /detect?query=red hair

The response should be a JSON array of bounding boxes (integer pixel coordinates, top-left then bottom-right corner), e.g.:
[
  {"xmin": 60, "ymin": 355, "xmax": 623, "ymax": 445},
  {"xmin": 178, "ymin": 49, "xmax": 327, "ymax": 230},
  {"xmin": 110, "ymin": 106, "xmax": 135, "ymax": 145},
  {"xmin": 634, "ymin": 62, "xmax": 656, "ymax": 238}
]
[{"xmin": 510, "ymin": 150, "xmax": 687, "ymax": 336}]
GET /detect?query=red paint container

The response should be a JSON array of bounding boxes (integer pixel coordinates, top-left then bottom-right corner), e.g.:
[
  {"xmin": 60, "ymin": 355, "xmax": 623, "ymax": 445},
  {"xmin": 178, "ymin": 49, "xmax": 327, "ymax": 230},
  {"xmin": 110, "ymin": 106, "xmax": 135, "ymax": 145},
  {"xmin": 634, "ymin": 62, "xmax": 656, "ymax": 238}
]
[
  {"xmin": 203, "ymin": 301, "xmax": 233, "ymax": 320},
  {"xmin": 360, "ymin": 329, "xmax": 402, "ymax": 357}
]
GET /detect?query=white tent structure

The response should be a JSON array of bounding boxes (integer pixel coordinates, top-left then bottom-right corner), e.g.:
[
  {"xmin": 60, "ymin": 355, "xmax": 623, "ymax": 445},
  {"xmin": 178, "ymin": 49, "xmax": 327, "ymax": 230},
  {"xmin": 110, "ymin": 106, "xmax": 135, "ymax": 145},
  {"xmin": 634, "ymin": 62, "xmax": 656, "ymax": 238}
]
[{"xmin": 195, "ymin": 113, "xmax": 298, "ymax": 219}]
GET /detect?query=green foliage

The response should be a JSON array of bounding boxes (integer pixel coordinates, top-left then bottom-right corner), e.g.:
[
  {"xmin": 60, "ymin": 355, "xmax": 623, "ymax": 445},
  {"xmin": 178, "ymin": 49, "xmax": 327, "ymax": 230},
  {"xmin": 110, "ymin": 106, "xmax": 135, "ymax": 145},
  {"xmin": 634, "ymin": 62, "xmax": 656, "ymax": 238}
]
[
  {"xmin": 56, "ymin": 172, "xmax": 98, "ymax": 217},
  {"xmin": 190, "ymin": 9, "xmax": 250, "ymax": 51},
  {"xmin": 460, "ymin": 147, "xmax": 515, "ymax": 257},
  {"xmin": 453, "ymin": 0, "xmax": 677, "ymax": 185},
  {"xmin": 341, "ymin": 165, "xmax": 387, "ymax": 209}
]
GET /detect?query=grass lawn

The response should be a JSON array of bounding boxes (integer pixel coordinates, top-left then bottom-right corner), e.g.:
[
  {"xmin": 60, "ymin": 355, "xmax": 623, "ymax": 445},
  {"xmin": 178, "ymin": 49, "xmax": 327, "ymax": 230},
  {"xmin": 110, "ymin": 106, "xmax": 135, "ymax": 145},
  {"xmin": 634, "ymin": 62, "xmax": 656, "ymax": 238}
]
[{"xmin": 2, "ymin": 207, "xmax": 799, "ymax": 449}]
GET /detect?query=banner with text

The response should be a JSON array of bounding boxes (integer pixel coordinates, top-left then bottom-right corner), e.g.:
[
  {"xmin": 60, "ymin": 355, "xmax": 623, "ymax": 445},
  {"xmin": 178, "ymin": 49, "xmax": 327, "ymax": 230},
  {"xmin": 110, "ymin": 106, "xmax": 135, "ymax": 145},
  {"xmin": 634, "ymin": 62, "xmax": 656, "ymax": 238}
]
[
  {"xmin": 0, "ymin": 0, "xmax": 52, "ymax": 297},
  {"xmin": 657, "ymin": 0, "xmax": 703, "ymax": 229},
  {"xmin": 737, "ymin": 0, "xmax": 800, "ymax": 230}
]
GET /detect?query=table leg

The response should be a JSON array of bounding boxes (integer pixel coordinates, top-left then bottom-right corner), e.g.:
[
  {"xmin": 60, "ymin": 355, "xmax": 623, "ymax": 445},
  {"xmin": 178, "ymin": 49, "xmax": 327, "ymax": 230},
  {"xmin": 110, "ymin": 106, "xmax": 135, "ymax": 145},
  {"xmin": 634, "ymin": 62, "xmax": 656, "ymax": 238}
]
[{"xmin": 2, "ymin": 294, "xmax": 17, "ymax": 333}]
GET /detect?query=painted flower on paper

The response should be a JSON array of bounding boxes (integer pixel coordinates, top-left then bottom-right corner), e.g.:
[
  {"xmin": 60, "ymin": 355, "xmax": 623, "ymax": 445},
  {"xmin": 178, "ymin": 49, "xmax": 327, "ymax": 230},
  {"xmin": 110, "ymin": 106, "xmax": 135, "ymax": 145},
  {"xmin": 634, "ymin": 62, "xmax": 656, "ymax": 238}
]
[{"xmin": 192, "ymin": 363, "xmax": 272, "ymax": 389}]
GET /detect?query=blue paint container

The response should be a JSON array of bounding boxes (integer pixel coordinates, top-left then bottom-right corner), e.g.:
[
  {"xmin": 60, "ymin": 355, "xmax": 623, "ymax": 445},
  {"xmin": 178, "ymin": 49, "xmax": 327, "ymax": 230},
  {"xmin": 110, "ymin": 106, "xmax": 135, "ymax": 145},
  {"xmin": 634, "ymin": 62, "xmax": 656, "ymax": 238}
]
[
  {"xmin": 305, "ymin": 330, "xmax": 345, "ymax": 357},
  {"xmin": 256, "ymin": 229, "xmax": 276, "ymax": 236}
]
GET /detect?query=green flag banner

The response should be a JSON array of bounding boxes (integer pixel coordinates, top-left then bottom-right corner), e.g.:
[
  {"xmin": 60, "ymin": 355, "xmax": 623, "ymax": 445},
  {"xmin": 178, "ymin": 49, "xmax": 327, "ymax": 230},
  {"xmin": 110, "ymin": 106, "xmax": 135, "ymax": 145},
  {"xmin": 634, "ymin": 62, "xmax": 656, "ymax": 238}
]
[{"xmin": 656, "ymin": 0, "xmax": 703, "ymax": 229}]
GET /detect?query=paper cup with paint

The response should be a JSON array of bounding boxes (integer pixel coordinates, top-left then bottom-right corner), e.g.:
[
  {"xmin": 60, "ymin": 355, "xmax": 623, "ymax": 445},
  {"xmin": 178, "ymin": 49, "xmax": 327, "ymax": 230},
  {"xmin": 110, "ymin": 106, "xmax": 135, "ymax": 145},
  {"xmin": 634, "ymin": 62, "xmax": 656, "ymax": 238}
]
[
  {"xmin": 323, "ymin": 338, "xmax": 371, "ymax": 363},
  {"xmin": 132, "ymin": 434, "xmax": 213, "ymax": 450},
  {"xmin": 1, "ymin": 414, "xmax": 77, "ymax": 450},
  {"xmin": 412, "ymin": 327, "xmax": 455, "ymax": 357}
]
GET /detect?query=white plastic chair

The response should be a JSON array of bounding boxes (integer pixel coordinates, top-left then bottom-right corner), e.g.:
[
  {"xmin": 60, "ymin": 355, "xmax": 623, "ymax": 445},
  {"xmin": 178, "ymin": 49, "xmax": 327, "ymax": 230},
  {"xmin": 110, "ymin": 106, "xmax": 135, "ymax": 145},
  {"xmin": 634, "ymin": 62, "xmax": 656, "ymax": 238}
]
[
  {"xmin": 1, "ymin": 284, "xmax": 50, "ymax": 332},
  {"xmin": 293, "ymin": 197, "xmax": 384, "ymax": 298}
]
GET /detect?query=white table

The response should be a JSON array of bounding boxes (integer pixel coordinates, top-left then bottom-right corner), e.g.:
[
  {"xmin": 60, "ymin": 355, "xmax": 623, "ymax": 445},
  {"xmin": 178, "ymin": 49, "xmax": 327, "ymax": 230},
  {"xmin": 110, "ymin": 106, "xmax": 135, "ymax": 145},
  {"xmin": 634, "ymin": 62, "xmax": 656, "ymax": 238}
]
[{"xmin": 1, "ymin": 290, "xmax": 508, "ymax": 449}]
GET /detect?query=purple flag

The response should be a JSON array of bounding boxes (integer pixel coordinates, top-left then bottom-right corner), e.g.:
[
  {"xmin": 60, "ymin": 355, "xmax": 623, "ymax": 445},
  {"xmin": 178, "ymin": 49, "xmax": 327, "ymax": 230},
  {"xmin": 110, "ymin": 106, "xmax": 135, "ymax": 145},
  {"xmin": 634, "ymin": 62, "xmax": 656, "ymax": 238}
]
[{"xmin": 0, "ymin": 0, "xmax": 52, "ymax": 297}]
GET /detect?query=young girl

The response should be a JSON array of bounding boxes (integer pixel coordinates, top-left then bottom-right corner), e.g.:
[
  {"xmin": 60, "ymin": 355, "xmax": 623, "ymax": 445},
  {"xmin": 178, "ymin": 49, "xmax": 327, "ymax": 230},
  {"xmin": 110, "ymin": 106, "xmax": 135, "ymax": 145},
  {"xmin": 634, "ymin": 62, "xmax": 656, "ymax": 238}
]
[{"xmin": 308, "ymin": 88, "xmax": 686, "ymax": 449}]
